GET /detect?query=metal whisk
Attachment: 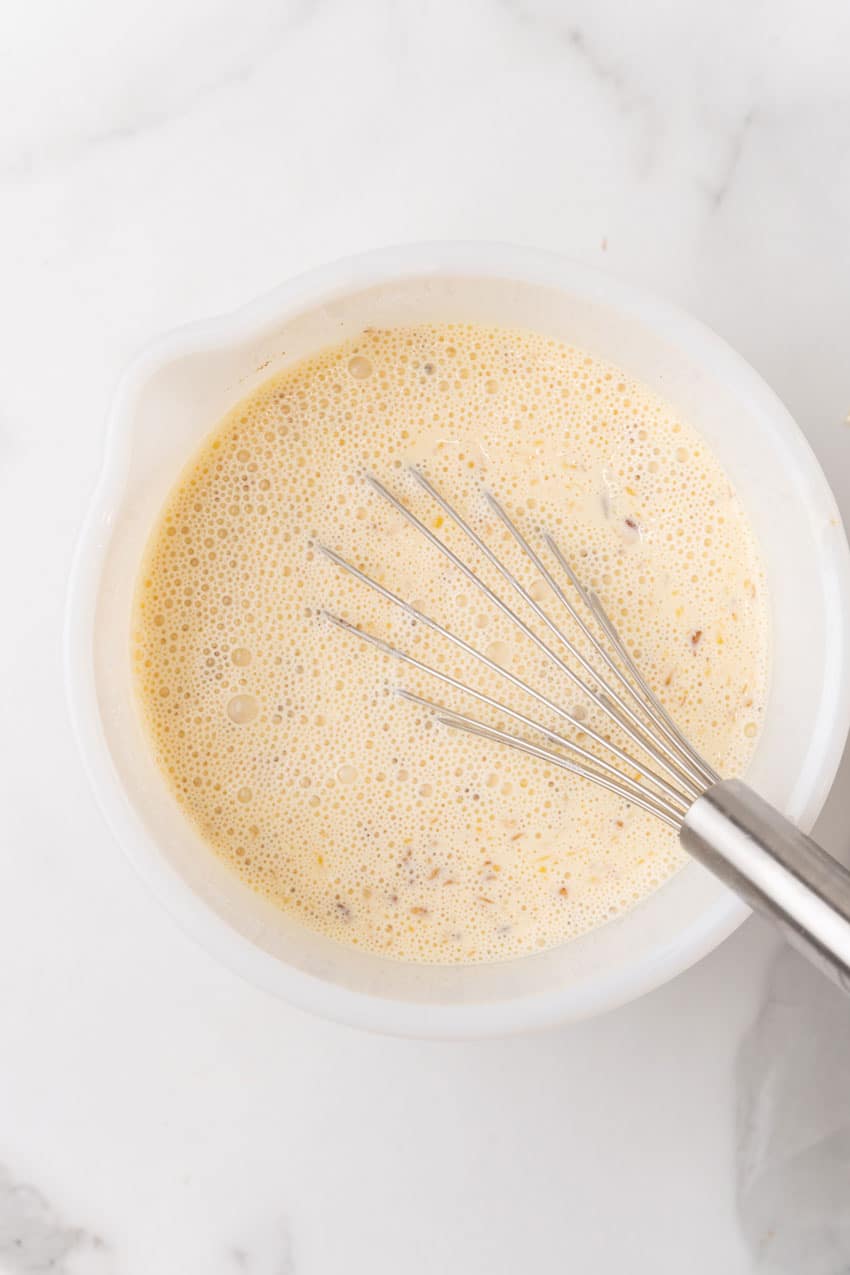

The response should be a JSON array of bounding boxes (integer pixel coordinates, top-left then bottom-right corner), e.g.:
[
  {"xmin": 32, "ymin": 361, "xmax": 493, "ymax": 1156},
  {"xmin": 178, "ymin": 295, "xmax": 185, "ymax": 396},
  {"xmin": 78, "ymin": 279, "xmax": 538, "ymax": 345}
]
[{"xmin": 319, "ymin": 467, "xmax": 850, "ymax": 992}]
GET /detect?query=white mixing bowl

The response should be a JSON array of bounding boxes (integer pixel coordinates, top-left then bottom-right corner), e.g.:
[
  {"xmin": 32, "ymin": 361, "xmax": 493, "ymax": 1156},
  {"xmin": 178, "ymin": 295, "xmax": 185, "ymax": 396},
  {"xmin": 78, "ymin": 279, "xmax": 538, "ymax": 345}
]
[{"xmin": 65, "ymin": 243, "xmax": 850, "ymax": 1037}]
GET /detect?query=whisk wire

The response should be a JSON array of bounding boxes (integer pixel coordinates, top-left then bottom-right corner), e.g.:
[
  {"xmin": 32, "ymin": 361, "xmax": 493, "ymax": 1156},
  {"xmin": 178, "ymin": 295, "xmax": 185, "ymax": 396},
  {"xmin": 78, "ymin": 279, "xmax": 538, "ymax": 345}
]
[
  {"xmin": 542, "ymin": 533, "xmax": 717, "ymax": 787},
  {"xmin": 318, "ymin": 541, "xmax": 688, "ymax": 808},
  {"xmin": 319, "ymin": 470, "xmax": 721, "ymax": 821},
  {"xmin": 406, "ymin": 469, "xmax": 701, "ymax": 796},
  {"xmin": 366, "ymin": 472, "xmax": 701, "ymax": 801},
  {"xmin": 431, "ymin": 708, "xmax": 685, "ymax": 829},
  {"xmin": 323, "ymin": 604, "xmax": 687, "ymax": 817},
  {"xmin": 475, "ymin": 482, "xmax": 710, "ymax": 794}
]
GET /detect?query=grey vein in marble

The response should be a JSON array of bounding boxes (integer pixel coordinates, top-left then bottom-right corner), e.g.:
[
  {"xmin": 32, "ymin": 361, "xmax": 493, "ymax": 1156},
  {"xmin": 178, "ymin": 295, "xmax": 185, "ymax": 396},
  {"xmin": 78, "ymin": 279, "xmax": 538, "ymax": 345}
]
[
  {"xmin": 227, "ymin": 1220, "xmax": 295, "ymax": 1275},
  {"xmin": 496, "ymin": 0, "xmax": 661, "ymax": 177},
  {"xmin": 737, "ymin": 948, "xmax": 850, "ymax": 1273},
  {"xmin": 708, "ymin": 107, "xmax": 756, "ymax": 210},
  {"xmin": 0, "ymin": 1163, "xmax": 108, "ymax": 1273},
  {"xmin": 0, "ymin": 0, "xmax": 320, "ymax": 187},
  {"xmin": 500, "ymin": 0, "xmax": 650, "ymax": 112}
]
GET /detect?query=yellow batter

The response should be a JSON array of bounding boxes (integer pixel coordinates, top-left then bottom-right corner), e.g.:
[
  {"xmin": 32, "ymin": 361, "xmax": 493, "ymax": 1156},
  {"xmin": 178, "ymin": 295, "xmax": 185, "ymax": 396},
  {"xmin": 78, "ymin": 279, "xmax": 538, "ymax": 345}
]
[{"xmin": 133, "ymin": 324, "xmax": 770, "ymax": 962}]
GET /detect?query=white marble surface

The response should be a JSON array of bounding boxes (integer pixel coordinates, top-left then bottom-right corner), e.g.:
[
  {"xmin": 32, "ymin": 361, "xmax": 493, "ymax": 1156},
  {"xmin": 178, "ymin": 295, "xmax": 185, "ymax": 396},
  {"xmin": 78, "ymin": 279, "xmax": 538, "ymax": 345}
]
[{"xmin": 1, "ymin": 0, "xmax": 850, "ymax": 1271}]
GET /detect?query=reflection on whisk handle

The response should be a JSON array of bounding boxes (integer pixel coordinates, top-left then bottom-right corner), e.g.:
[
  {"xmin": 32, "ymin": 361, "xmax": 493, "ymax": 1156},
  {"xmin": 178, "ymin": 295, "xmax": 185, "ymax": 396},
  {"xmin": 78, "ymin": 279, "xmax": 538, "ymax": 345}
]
[{"xmin": 681, "ymin": 779, "xmax": 850, "ymax": 993}]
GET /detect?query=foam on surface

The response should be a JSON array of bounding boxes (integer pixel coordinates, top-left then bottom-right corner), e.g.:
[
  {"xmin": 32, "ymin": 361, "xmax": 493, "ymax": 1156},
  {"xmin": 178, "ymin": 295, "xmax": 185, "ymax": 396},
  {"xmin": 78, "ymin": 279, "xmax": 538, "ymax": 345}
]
[{"xmin": 133, "ymin": 324, "xmax": 770, "ymax": 963}]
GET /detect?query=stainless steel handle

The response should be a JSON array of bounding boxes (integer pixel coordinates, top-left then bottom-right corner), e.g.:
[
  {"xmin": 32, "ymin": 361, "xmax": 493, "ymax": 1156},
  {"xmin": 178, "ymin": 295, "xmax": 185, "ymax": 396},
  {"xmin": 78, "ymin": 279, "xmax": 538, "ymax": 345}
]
[{"xmin": 680, "ymin": 779, "xmax": 850, "ymax": 993}]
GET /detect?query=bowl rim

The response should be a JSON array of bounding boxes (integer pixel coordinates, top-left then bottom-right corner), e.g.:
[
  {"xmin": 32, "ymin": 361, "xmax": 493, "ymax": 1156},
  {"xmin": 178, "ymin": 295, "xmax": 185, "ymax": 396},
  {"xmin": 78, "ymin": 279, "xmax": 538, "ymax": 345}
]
[{"xmin": 64, "ymin": 240, "xmax": 850, "ymax": 1037}]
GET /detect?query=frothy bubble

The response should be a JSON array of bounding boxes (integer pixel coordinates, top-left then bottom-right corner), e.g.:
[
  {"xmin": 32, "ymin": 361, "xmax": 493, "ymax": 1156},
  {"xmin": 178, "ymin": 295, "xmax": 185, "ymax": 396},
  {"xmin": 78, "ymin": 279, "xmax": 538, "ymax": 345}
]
[{"xmin": 227, "ymin": 694, "xmax": 258, "ymax": 725}]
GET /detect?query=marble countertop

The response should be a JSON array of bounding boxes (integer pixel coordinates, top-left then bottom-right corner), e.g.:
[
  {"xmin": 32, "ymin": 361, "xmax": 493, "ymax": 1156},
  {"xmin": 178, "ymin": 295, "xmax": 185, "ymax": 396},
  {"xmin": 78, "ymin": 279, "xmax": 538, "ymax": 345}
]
[{"xmin": 2, "ymin": 0, "xmax": 850, "ymax": 1271}]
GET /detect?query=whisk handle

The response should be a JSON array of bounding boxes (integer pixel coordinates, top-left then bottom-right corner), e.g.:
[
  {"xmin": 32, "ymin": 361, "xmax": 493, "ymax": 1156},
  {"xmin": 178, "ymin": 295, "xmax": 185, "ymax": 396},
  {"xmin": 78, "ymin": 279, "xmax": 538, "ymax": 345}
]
[{"xmin": 680, "ymin": 779, "xmax": 850, "ymax": 993}]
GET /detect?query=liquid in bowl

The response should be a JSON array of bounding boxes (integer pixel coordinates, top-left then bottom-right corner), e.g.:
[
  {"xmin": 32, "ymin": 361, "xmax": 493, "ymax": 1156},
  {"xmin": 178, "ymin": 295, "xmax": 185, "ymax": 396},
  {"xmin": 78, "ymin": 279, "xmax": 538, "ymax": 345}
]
[
  {"xmin": 132, "ymin": 322, "xmax": 770, "ymax": 964},
  {"xmin": 66, "ymin": 244, "xmax": 850, "ymax": 1034}
]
